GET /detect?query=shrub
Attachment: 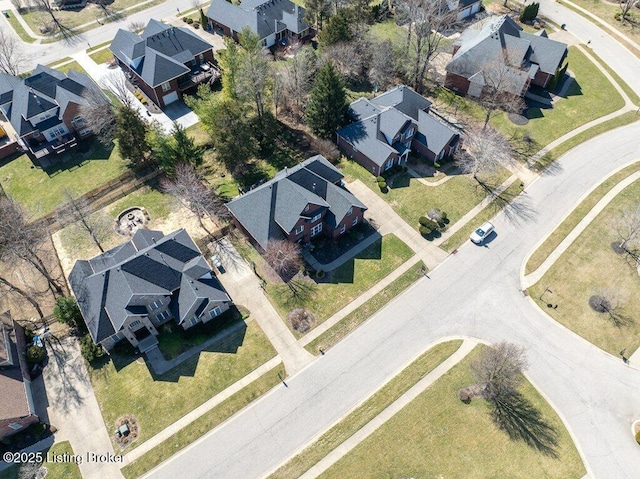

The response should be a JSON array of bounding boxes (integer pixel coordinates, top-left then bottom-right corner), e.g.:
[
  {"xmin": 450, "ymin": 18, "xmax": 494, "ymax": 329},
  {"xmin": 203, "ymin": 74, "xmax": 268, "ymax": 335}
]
[
  {"xmin": 393, "ymin": 165, "xmax": 402, "ymax": 173},
  {"xmin": 376, "ymin": 176, "xmax": 384, "ymax": 182},
  {"xmin": 288, "ymin": 308, "xmax": 317, "ymax": 333},
  {"xmin": 182, "ymin": 16, "xmax": 188, "ymax": 22},
  {"xmin": 419, "ymin": 225, "xmax": 432, "ymax": 235},
  {"xmin": 80, "ymin": 334, "xmax": 105, "ymax": 364},
  {"xmin": 402, "ymin": 166, "xmax": 408, "ymax": 172},
  {"xmin": 193, "ymin": 22, "xmax": 200, "ymax": 29},
  {"xmin": 378, "ymin": 181, "xmax": 387, "ymax": 190},
  {"xmin": 54, "ymin": 296, "xmax": 85, "ymax": 332},
  {"xmin": 520, "ymin": 2, "xmax": 539, "ymax": 22},
  {"xmin": 186, "ymin": 17, "xmax": 194, "ymax": 24},
  {"xmin": 26, "ymin": 345, "xmax": 46, "ymax": 365},
  {"xmin": 316, "ymin": 270, "xmax": 325, "ymax": 279},
  {"xmin": 419, "ymin": 216, "xmax": 430, "ymax": 226}
]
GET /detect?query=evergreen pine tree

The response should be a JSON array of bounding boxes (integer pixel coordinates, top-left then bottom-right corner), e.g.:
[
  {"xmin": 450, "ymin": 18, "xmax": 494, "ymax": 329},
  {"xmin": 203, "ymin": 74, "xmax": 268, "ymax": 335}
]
[
  {"xmin": 306, "ymin": 62, "xmax": 348, "ymax": 139},
  {"xmin": 115, "ymin": 106, "xmax": 149, "ymax": 163},
  {"xmin": 171, "ymin": 122, "xmax": 203, "ymax": 167}
]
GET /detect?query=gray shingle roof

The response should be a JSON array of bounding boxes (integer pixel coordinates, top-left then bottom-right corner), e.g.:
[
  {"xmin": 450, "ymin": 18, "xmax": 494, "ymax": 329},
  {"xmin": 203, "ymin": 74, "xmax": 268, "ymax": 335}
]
[
  {"xmin": 338, "ymin": 85, "xmax": 460, "ymax": 164},
  {"xmin": 69, "ymin": 229, "xmax": 231, "ymax": 344},
  {"xmin": 207, "ymin": 0, "xmax": 308, "ymax": 40},
  {"xmin": 110, "ymin": 19, "xmax": 213, "ymax": 88},
  {"xmin": 227, "ymin": 156, "xmax": 366, "ymax": 250},
  {"xmin": 447, "ymin": 15, "xmax": 568, "ymax": 89}
]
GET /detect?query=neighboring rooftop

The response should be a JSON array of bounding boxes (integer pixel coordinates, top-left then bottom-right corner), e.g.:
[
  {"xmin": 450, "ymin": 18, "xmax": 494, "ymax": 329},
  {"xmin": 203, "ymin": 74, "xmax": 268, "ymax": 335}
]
[{"xmin": 0, "ymin": 313, "xmax": 34, "ymax": 423}]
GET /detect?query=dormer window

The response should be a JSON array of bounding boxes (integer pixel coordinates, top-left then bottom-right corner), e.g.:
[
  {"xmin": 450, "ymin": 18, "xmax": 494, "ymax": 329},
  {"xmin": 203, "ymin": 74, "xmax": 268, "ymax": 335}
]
[
  {"xmin": 304, "ymin": 205, "xmax": 309, "ymax": 212},
  {"xmin": 311, "ymin": 213, "xmax": 322, "ymax": 223},
  {"xmin": 347, "ymin": 207, "xmax": 353, "ymax": 216}
]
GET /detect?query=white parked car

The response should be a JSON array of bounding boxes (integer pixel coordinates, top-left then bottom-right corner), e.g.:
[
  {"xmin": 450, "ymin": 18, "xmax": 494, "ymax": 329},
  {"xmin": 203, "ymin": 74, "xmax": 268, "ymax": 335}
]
[{"xmin": 470, "ymin": 222, "xmax": 494, "ymax": 245}]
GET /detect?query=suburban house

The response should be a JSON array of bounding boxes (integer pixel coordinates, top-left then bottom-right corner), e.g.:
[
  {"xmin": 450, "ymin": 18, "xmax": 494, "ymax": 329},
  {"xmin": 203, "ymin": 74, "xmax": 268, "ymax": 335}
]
[
  {"xmin": 226, "ymin": 155, "xmax": 367, "ymax": 250},
  {"xmin": 337, "ymin": 85, "xmax": 461, "ymax": 176},
  {"xmin": 110, "ymin": 19, "xmax": 217, "ymax": 109},
  {"xmin": 445, "ymin": 15, "xmax": 568, "ymax": 97},
  {"xmin": 0, "ymin": 312, "xmax": 39, "ymax": 442},
  {"xmin": 207, "ymin": 0, "xmax": 310, "ymax": 48},
  {"xmin": 0, "ymin": 65, "xmax": 106, "ymax": 161},
  {"xmin": 449, "ymin": 0, "xmax": 483, "ymax": 20},
  {"xmin": 69, "ymin": 229, "xmax": 233, "ymax": 353}
]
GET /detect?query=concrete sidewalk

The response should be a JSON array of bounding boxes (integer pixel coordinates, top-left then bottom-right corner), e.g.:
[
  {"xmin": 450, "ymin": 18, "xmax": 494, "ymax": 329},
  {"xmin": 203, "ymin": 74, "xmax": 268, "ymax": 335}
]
[
  {"xmin": 294, "ymin": 339, "xmax": 478, "ymax": 479},
  {"xmin": 522, "ymin": 169, "xmax": 640, "ymax": 289}
]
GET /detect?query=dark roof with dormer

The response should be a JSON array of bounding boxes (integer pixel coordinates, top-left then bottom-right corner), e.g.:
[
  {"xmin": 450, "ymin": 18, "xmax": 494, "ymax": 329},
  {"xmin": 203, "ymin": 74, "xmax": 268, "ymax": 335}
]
[
  {"xmin": 110, "ymin": 19, "xmax": 213, "ymax": 87},
  {"xmin": 69, "ymin": 229, "xmax": 231, "ymax": 344},
  {"xmin": 226, "ymin": 156, "xmax": 367, "ymax": 250}
]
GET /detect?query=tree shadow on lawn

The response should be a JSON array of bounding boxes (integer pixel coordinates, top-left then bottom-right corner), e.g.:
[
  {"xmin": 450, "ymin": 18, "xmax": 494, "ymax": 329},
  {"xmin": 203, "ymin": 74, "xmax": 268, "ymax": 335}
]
[
  {"xmin": 315, "ymin": 237, "xmax": 383, "ymax": 285},
  {"xmin": 490, "ymin": 392, "xmax": 560, "ymax": 457},
  {"xmin": 387, "ymin": 172, "xmax": 411, "ymax": 189},
  {"xmin": 476, "ymin": 180, "xmax": 538, "ymax": 226},
  {"xmin": 41, "ymin": 138, "xmax": 116, "ymax": 177}
]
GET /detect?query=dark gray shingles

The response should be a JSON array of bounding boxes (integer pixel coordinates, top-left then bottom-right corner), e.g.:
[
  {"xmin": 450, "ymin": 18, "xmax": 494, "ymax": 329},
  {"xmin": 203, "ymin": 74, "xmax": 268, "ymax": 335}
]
[
  {"xmin": 378, "ymin": 108, "xmax": 412, "ymax": 142},
  {"xmin": 338, "ymin": 116, "xmax": 397, "ymax": 167},
  {"xmin": 415, "ymin": 110, "xmax": 459, "ymax": 155},
  {"xmin": 370, "ymin": 84, "xmax": 432, "ymax": 120},
  {"xmin": 131, "ymin": 229, "xmax": 165, "ymax": 250},
  {"xmin": 348, "ymin": 98, "xmax": 382, "ymax": 121}
]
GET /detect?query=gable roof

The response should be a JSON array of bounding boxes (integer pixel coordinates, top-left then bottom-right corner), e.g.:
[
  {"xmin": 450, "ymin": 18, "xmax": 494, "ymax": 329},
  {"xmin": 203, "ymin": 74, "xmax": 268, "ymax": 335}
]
[
  {"xmin": 226, "ymin": 156, "xmax": 367, "ymax": 249},
  {"xmin": 0, "ymin": 65, "xmax": 101, "ymax": 138},
  {"xmin": 69, "ymin": 229, "xmax": 230, "ymax": 344},
  {"xmin": 447, "ymin": 15, "xmax": 567, "ymax": 91},
  {"xmin": 110, "ymin": 19, "xmax": 213, "ymax": 87},
  {"xmin": 207, "ymin": 0, "xmax": 308, "ymax": 41},
  {"xmin": 339, "ymin": 85, "xmax": 460, "ymax": 164}
]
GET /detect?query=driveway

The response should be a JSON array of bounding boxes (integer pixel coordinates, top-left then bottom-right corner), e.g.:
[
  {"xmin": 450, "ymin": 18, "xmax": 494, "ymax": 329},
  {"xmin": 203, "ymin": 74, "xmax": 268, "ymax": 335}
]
[
  {"xmin": 34, "ymin": 337, "xmax": 123, "ymax": 479},
  {"xmin": 145, "ymin": 118, "xmax": 640, "ymax": 479}
]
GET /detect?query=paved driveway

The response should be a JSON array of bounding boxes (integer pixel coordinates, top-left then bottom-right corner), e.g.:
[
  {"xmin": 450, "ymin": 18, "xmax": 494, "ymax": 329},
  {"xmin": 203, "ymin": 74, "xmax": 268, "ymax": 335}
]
[{"xmin": 145, "ymin": 120, "xmax": 640, "ymax": 479}]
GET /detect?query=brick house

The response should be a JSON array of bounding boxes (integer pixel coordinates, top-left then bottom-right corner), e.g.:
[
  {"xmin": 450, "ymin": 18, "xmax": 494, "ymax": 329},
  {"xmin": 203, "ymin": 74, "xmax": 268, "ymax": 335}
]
[
  {"xmin": 207, "ymin": 0, "xmax": 310, "ymax": 48},
  {"xmin": 445, "ymin": 15, "xmax": 568, "ymax": 97},
  {"xmin": 226, "ymin": 156, "xmax": 367, "ymax": 251},
  {"xmin": 337, "ymin": 85, "xmax": 461, "ymax": 176},
  {"xmin": 0, "ymin": 65, "xmax": 107, "ymax": 161},
  {"xmin": 0, "ymin": 312, "xmax": 39, "ymax": 442},
  {"xmin": 110, "ymin": 19, "xmax": 217, "ymax": 109},
  {"xmin": 69, "ymin": 229, "xmax": 233, "ymax": 353}
]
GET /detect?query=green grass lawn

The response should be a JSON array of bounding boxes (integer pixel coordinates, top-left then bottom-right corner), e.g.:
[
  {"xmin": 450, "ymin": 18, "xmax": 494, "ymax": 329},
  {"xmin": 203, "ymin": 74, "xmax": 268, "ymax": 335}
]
[
  {"xmin": 0, "ymin": 140, "xmax": 129, "ymax": 218},
  {"xmin": 526, "ymin": 162, "xmax": 640, "ymax": 274},
  {"xmin": 89, "ymin": 47, "xmax": 114, "ymax": 65},
  {"xmin": 529, "ymin": 178, "xmax": 640, "ymax": 356},
  {"xmin": 43, "ymin": 441, "xmax": 83, "ymax": 479},
  {"xmin": 533, "ymin": 111, "xmax": 640, "ymax": 171},
  {"xmin": 3, "ymin": 10, "xmax": 33, "ymax": 42},
  {"xmin": 266, "ymin": 234, "xmax": 413, "ymax": 334},
  {"xmin": 340, "ymin": 158, "xmax": 511, "ymax": 233},
  {"xmin": 269, "ymin": 340, "xmax": 463, "ymax": 479},
  {"xmin": 585, "ymin": 49, "xmax": 640, "ymax": 106},
  {"xmin": 368, "ymin": 18, "xmax": 408, "ymax": 45},
  {"xmin": 305, "ymin": 262, "xmax": 427, "ymax": 354},
  {"xmin": 490, "ymin": 47, "xmax": 625, "ymax": 149},
  {"xmin": 88, "ymin": 321, "xmax": 277, "ymax": 452},
  {"xmin": 320, "ymin": 346, "xmax": 585, "ymax": 479},
  {"xmin": 121, "ymin": 363, "xmax": 284, "ymax": 479},
  {"xmin": 54, "ymin": 60, "xmax": 88, "ymax": 75},
  {"xmin": 440, "ymin": 180, "xmax": 522, "ymax": 252}
]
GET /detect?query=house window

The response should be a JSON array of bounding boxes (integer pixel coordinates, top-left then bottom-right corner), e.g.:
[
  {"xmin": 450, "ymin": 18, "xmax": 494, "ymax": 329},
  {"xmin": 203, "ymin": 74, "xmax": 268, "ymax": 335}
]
[
  {"xmin": 340, "ymin": 224, "xmax": 346, "ymax": 235},
  {"xmin": 8, "ymin": 423, "xmax": 23, "ymax": 431},
  {"xmin": 149, "ymin": 300, "xmax": 162, "ymax": 311},
  {"xmin": 352, "ymin": 216, "xmax": 358, "ymax": 227},
  {"xmin": 198, "ymin": 53, "xmax": 204, "ymax": 63},
  {"xmin": 161, "ymin": 82, "xmax": 171, "ymax": 92},
  {"xmin": 157, "ymin": 310, "xmax": 170, "ymax": 322},
  {"xmin": 311, "ymin": 213, "xmax": 322, "ymax": 223},
  {"xmin": 347, "ymin": 207, "xmax": 353, "ymax": 216},
  {"xmin": 384, "ymin": 159, "xmax": 394, "ymax": 170},
  {"xmin": 50, "ymin": 125, "xmax": 66, "ymax": 137},
  {"xmin": 72, "ymin": 115, "xmax": 85, "ymax": 128},
  {"xmin": 311, "ymin": 223, "xmax": 323, "ymax": 237},
  {"xmin": 295, "ymin": 225, "xmax": 304, "ymax": 235},
  {"xmin": 129, "ymin": 320, "xmax": 142, "ymax": 329},
  {"xmin": 189, "ymin": 316, "xmax": 199, "ymax": 327},
  {"xmin": 209, "ymin": 306, "xmax": 222, "ymax": 319},
  {"xmin": 406, "ymin": 128, "xmax": 414, "ymax": 138},
  {"xmin": 304, "ymin": 205, "xmax": 309, "ymax": 212}
]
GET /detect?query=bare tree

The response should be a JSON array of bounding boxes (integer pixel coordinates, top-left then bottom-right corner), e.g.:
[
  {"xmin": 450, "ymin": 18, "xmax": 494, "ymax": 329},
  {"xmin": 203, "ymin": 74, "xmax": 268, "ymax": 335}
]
[
  {"xmin": 287, "ymin": 308, "xmax": 317, "ymax": 333},
  {"xmin": 127, "ymin": 21, "xmax": 145, "ymax": 33},
  {"xmin": 397, "ymin": 0, "xmax": 458, "ymax": 92},
  {"xmin": 589, "ymin": 288, "xmax": 632, "ymax": 327},
  {"xmin": 263, "ymin": 240, "xmax": 303, "ymax": 280},
  {"xmin": 79, "ymin": 84, "xmax": 117, "ymax": 145},
  {"xmin": 0, "ymin": 28, "xmax": 25, "ymax": 76},
  {"xmin": 471, "ymin": 342, "xmax": 528, "ymax": 402},
  {"xmin": 61, "ymin": 190, "xmax": 111, "ymax": 253},
  {"xmin": 31, "ymin": 0, "xmax": 75, "ymax": 39},
  {"xmin": 0, "ymin": 196, "xmax": 64, "ymax": 297},
  {"xmin": 160, "ymin": 163, "xmax": 226, "ymax": 235},
  {"xmin": 476, "ymin": 59, "xmax": 528, "ymax": 129},
  {"xmin": 322, "ymin": 41, "xmax": 367, "ymax": 82},
  {"xmin": 0, "ymin": 275, "xmax": 45, "ymax": 319},
  {"xmin": 457, "ymin": 126, "xmax": 513, "ymax": 183},
  {"xmin": 619, "ymin": 0, "xmax": 639, "ymax": 24},
  {"xmin": 100, "ymin": 70, "xmax": 135, "ymax": 108},
  {"xmin": 368, "ymin": 39, "xmax": 397, "ymax": 91},
  {"xmin": 281, "ymin": 44, "xmax": 316, "ymax": 120},
  {"xmin": 613, "ymin": 203, "xmax": 640, "ymax": 254}
]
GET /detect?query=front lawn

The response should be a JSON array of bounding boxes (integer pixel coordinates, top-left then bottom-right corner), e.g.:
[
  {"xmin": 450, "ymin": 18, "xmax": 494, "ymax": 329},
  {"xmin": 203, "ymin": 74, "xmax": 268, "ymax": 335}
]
[
  {"xmin": 89, "ymin": 47, "xmax": 114, "ymax": 65},
  {"xmin": 0, "ymin": 139, "xmax": 128, "ymax": 218},
  {"xmin": 88, "ymin": 320, "xmax": 277, "ymax": 451},
  {"xmin": 263, "ymin": 234, "xmax": 413, "ymax": 333},
  {"xmin": 42, "ymin": 441, "xmax": 82, "ymax": 479},
  {"xmin": 529, "ymin": 178, "xmax": 640, "ymax": 356},
  {"xmin": 320, "ymin": 346, "xmax": 585, "ymax": 479},
  {"xmin": 490, "ymin": 47, "xmax": 625, "ymax": 149},
  {"xmin": 339, "ymin": 158, "xmax": 511, "ymax": 233}
]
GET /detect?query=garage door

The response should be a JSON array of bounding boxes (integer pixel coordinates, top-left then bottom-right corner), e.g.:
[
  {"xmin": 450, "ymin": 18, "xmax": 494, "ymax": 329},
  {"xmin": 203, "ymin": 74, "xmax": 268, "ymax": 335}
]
[{"xmin": 163, "ymin": 91, "xmax": 179, "ymax": 105}]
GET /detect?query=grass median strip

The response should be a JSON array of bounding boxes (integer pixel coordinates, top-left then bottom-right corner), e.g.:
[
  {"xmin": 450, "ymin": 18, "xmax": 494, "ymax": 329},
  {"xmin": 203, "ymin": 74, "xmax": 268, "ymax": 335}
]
[
  {"xmin": 3, "ymin": 11, "xmax": 34, "ymax": 43},
  {"xmin": 525, "ymin": 161, "xmax": 640, "ymax": 275},
  {"xmin": 440, "ymin": 180, "xmax": 522, "ymax": 253},
  {"xmin": 267, "ymin": 340, "xmax": 463, "ymax": 479},
  {"xmin": 585, "ymin": 49, "xmax": 640, "ymax": 106},
  {"xmin": 121, "ymin": 363, "xmax": 284, "ymax": 479},
  {"xmin": 304, "ymin": 262, "xmax": 427, "ymax": 354}
]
